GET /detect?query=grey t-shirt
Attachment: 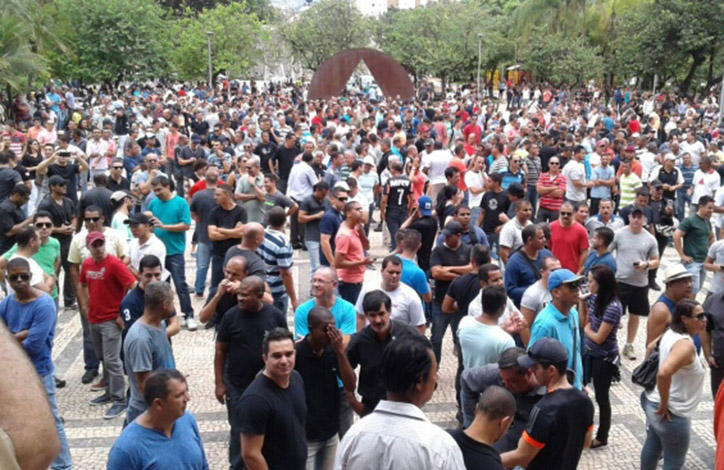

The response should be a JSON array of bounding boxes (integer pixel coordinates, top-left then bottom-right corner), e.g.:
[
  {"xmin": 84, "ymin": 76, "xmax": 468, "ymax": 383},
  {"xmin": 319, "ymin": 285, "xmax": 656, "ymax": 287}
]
[
  {"xmin": 299, "ymin": 195, "xmax": 327, "ymax": 242},
  {"xmin": 609, "ymin": 227, "xmax": 658, "ymax": 287},
  {"xmin": 123, "ymin": 321, "xmax": 175, "ymax": 416},
  {"xmin": 707, "ymin": 240, "xmax": 724, "ymax": 295},
  {"xmin": 520, "ymin": 281, "xmax": 551, "ymax": 321},
  {"xmin": 190, "ymin": 189, "xmax": 216, "ymax": 245},
  {"xmin": 223, "ymin": 246, "xmax": 266, "ymax": 278}
]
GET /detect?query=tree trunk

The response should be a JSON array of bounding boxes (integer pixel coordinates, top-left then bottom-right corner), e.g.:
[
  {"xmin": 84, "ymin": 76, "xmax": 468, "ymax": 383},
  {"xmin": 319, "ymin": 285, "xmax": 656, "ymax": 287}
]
[
  {"xmin": 5, "ymin": 85, "xmax": 14, "ymax": 121},
  {"xmin": 679, "ymin": 53, "xmax": 705, "ymax": 97}
]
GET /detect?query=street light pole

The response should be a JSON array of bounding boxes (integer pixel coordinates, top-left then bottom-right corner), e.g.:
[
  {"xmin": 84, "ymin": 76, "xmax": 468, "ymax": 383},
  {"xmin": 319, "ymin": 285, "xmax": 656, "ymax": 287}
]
[
  {"xmin": 206, "ymin": 31, "xmax": 214, "ymax": 89},
  {"xmin": 477, "ymin": 33, "xmax": 483, "ymax": 98}
]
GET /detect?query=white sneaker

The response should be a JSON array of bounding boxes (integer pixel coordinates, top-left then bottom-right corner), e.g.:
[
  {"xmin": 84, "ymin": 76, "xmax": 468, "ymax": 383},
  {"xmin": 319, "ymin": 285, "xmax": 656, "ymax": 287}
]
[
  {"xmin": 623, "ymin": 343, "xmax": 637, "ymax": 361},
  {"xmin": 186, "ymin": 318, "xmax": 198, "ymax": 331},
  {"xmin": 179, "ymin": 317, "xmax": 187, "ymax": 328}
]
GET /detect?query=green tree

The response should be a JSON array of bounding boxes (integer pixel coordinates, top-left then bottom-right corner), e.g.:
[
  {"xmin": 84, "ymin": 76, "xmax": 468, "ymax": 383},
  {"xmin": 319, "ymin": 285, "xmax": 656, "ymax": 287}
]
[
  {"xmin": 169, "ymin": 1, "xmax": 267, "ymax": 82},
  {"xmin": 519, "ymin": 28, "xmax": 602, "ymax": 86},
  {"xmin": 280, "ymin": 0, "xmax": 370, "ymax": 71},
  {"xmin": 49, "ymin": 0, "xmax": 171, "ymax": 85},
  {"xmin": 159, "ymin": 0, "xmax": 275, "ymax": 21}
]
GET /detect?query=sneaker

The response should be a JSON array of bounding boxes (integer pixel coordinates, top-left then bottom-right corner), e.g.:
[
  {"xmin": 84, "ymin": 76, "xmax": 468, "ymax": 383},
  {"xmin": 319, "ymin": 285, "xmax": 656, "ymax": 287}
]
[
  {"xmin": 373, "ymin": 224, "xmax": 382, "ymax": 232},
  {"xmin": 623, "ymin": 344, "xmax": 637, "ymax": 361},
  {"xmin": 55, "ymin": 376, "xmax": 67, "ymax": 389},
  {"xmin": 89, "ymin": 394, "xmax": 112, "ymax": 406},
  {"xmin": 186, "ymin": 318, "xmax": 198, "ymax": 331},
  {"xmin": 81, "ymin": 369, "xmax": 98, "ymax": 384},
  {"xmin": 91, "ymin": 379, "xmax": 106, "ymax": 391},
  {"xmin": 194, "ymin": 292, "xmax": 204, "ymax": 300},
  {"xmin": 179, "ymin": 317, "xmax": 187, "ymax": 328},
  {"xmin": 104, "ymin": 403, "xmax": 126, "ymax": 420}
]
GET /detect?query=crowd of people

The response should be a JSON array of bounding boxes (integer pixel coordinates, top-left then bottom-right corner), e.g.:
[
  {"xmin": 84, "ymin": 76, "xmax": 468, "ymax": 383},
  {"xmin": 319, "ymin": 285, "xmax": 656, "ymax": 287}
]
[{"xmin": 1, "ymin": 79, "xmax": 724, "ymax": 470}]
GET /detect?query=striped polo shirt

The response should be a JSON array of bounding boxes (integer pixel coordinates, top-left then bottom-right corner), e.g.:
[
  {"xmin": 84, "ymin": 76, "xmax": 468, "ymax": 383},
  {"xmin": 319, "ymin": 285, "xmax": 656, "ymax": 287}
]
[
  {"xmin": 538, "ymin": 172, "xmax": 567, "ymax": 211},
  {"xmin": 619, "ymin": 172, "xmax": 642, "ymax": 207},
  {"xmin": 259, "ymin": 228, "xmax": 294, "ymax": 297}
]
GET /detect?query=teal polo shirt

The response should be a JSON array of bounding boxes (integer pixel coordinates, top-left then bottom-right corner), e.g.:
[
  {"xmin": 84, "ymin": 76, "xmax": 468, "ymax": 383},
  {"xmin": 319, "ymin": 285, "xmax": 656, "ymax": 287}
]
[
  {"xmin": 148, "ymin": 195, "xmax": 191, "ymax": 256},
  {"xmin": 529, "ymin": 302, "xmax": 583, "ymax": 389}
]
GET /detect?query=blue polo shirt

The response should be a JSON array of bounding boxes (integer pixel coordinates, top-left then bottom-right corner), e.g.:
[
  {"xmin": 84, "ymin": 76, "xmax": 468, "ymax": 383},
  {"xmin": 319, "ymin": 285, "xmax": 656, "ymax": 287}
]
[
  {"xmin": 583, "ymin": 251, "xmax": 617, "ymax": 276},
  {"xmin": 529, "ymin": 302, "xmax": 583, "ymax": 389},
  {"xmin": 398, "ymin": 257, "xmax": 430, "ymax": 298},
  {"xmin": 294, "ymin": 296, "xmax": 356, "ymax": 339}
]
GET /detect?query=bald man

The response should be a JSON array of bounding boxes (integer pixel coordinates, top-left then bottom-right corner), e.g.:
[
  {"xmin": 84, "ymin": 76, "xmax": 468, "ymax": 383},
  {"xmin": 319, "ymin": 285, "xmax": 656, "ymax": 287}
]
[{"xmin": 214, "ymin": 275, "xmax": 288, "ymax": 470}]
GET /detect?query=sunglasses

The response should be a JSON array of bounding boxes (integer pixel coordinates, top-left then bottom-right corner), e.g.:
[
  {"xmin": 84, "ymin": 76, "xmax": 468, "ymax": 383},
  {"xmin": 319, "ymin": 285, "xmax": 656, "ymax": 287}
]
[
  {"xmin": 693, "ymin": 313, "xmax": 707, "ymax": 321},
  {"xmin": 112, "ymin": 166, "xmax": 124, "ymax": 170},
  {"xmin": 560, "ymin": 211, "xmax": 573, "ymax": 216},
  {"xmin": 35, "ymin": 222, "xmax": 53, "ymax": 229},
  {"xmin": 85, "ymin": 217, "xmax": 101, "ymax": 222},
  {"xmin": 549, "ymin": 162, "xmax": 560, "ymax": 166},
  {"xmin": 337, "ymin": 197, "xmax": 348, "ymax": 202},
  {"xmin": 564, "ymin": 282, "xmax": 582, "ymax": 290},
  {"xmin": 8, "ymin": 273, "xmax": 30, "ymax": 282},
  {"xmin": 90, "ymin": 241, "xmax": 105, "ymax": 247}
]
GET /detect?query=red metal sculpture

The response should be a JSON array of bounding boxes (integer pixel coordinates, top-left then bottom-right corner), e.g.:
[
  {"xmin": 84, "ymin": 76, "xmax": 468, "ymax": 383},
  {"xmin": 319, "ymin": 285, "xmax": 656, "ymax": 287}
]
[{"xmin": 308, "ymin": 48, "xmax": 415, "ymax": 101}]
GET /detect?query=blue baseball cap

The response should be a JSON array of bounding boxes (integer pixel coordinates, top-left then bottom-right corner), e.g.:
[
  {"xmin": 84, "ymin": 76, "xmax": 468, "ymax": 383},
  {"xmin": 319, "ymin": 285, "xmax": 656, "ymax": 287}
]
[
  {"xmin": 547, "ymin": 268, "xmax": 583, "ymax": 291},
  {"xmin": 418, "ymin": 196, "xmax": 433, "ymax": 216}
]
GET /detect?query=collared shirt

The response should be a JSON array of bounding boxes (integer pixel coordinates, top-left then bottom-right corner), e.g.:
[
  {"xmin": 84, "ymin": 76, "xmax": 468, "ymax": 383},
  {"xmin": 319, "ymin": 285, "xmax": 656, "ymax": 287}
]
[
  {"xmin": 68, "ymin": 227, "xmax": 128, "ymax": 264},
  {"xmin": 334, "ymin": 400, "xmax": 465, "ymax": 470},
  {"xmin": 584, "ymin": 214, "xmax": 625, "ymax": 238},
  {"xmin": 128, "ymin": 234, "xmax": 169, "ymax": 280},
  {"xmin": 530, "ymin": 303, "xmax": 583, "ymax": 389}
]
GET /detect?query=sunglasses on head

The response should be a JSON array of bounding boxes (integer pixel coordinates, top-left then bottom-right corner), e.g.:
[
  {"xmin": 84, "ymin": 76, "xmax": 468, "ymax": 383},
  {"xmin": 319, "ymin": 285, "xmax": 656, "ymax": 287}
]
[
  {"xmin": 35, "ymin": 222, "xmax": 53, "ymax": 229},
  {"xmin": 8, "ymin": 273, "xmax": 30, "ymax": 282},
  {"xmin": 85, "ymin": 217, "xmax": 100, "ymax": 222}
]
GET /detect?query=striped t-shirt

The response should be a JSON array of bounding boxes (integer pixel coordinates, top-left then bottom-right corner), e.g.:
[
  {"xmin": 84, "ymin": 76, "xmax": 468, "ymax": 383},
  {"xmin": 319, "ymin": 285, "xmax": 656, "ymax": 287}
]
[
  {"xmin": 538, "ymin": 173, "xmax": 567, "ymax": 211},
  {"xmin": 619, "ymin": 172, "xmax": 642, "ymax": 207},
  {"xmin": 259, "ymin": 228, "xmax": 294, "ymax": 297}
]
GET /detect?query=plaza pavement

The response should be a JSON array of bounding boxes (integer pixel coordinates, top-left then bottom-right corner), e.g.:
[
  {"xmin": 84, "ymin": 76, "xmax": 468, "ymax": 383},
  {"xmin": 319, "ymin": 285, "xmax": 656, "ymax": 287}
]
[{"xmin": 51, "ymin": 228, "xmax": 716, "ymax": 469}]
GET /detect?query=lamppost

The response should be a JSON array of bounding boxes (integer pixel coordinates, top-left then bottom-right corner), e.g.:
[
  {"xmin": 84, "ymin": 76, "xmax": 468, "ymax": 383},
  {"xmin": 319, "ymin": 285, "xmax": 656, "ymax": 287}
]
[
  {"xmin": 206, "ymin": 31, "xmax": 214, "ymax": 89},
  {"xmin": 477, "ymin": 33, "xmax": 483, "ymax": 98}
]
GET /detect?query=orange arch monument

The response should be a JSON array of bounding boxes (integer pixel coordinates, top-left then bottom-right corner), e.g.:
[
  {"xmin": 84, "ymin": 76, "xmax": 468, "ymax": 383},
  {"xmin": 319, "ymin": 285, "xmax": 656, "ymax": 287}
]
[{"xmin": 308, "ymin": 48, "xmax": 415, "ymax": 101}]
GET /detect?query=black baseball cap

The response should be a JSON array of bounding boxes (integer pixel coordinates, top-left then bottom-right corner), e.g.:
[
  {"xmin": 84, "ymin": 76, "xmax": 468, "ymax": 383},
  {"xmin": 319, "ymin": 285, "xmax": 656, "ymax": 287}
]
[
  {"xmin": 48, "ymin": 175, "xmax": 66, "ymax": 186},
  {"xmin": 441, "ymin": 221, "xmax": 464, "ymax": 237},
  {"xmin": 124, "ymin": 213, "xmax": 151, "ymax": 225},
  {"xmin": 518, "ymin": 338, "xmax": 568, "ymax": 368}
]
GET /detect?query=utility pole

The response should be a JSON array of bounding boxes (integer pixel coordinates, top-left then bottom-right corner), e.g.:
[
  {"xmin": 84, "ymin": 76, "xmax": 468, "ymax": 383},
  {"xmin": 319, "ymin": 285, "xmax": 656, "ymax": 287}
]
[
  {"xmin": 206, "ymin": 31, "xmax": 214, "ymax": 89},
  {"xmin": 477, "ymin": 33, "xmax": 483, "ymax": 98}
]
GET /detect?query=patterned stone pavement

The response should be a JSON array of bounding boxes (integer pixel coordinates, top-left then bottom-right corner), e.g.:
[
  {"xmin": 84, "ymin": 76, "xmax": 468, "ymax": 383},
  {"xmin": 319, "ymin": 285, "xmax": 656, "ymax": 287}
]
[{"xmin": 50, "ymin": 228, "xmax": 716, "ymax": 469}]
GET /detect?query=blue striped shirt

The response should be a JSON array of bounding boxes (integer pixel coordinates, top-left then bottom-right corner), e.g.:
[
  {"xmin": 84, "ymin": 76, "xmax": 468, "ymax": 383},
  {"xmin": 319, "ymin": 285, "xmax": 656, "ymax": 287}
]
[{"xmin": 259, "ymin": 229, "xmax": 294, "ymax": 296}]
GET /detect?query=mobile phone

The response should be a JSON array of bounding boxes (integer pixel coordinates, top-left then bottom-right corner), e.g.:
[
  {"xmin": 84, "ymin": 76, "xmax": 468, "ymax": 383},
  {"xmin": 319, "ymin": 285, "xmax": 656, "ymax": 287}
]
[
  {"xmin": 633, "ymin": 261, "xmax": 641, "ymax": 267},
  {"xmin": 58, "ymin": 151, "xmax": 71, "ymax": 158}
]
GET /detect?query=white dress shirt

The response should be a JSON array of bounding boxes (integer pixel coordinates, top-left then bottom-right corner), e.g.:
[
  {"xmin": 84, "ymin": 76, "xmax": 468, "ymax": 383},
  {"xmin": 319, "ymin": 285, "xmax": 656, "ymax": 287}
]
[
  {"xmin": 335, "ymin": 400, "xmax": 464, "ymax": 470},
  {"xmin": 287, "ymin": 161, "xmax": 318, "ymax": 201}
]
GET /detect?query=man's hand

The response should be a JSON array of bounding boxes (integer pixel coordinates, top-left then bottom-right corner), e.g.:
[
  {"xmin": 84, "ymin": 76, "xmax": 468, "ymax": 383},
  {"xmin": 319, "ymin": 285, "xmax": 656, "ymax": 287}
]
[
  {"xmin": 681, "ymin": 255, "xmax": 693, "ymax": 264},
  {"xmin": 62, "ymin": 224, "xmax": 74, "ymax": 235},
  {"xmin": 215, "ymin": 382, "xmax": 227, "ymax": 405},
  {"xmin": 327, "ymin": 326, "xmax": 345, "ymax": 355},
  {"xmin": 291, "ymin": 299, "xmax": 300, "ymax": 312},
  {"xmin": 655, "ymin": 402, "xmax": 671, "ymax": 422},
  {"xmin": 115, "ymin": 315, "xmax": 124, "ymax": 331},
  {"xmin": 361, "ymin": 256, "xmax": 376, "ymax": 266},
  {"xmin": 707, "ymin": 355, "xmax": 719, "ymax": 369}
]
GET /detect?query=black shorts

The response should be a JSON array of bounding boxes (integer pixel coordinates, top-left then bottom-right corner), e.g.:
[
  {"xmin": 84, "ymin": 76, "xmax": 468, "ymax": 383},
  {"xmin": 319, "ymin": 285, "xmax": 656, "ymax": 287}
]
[{"xmin": 618, "ymin": 282, "xmax": 650, "ymax": 316}]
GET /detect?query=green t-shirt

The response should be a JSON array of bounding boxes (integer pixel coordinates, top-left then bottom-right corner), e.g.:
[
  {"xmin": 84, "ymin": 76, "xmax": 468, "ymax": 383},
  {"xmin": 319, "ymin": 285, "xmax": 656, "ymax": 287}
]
[
  {"xmin": 679, "ymin": 213, "xmax": 712, "ymax": 262},
  {"xmin": 148, "ymin": 195, "xmax": 191, "ymax": 256},
  {"xmin": 4, "ymin": 237, "xmax": 61, "ymax": 298}
]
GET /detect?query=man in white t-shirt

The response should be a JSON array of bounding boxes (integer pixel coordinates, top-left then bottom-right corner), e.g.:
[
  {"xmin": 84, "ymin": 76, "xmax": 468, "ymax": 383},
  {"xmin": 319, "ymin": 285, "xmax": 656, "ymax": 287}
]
[
  {"xmin": 354, "ymin": 255, "xmax": 425, "ymax": 333},
  {"xmin": 465, "ymin": 155, "xmax": 487, "ymax": 224},
  {"xmin": 125, "ymin": 213, "xmax": 169, "ymax": 281},
  {"xmin": 690, "ymin": 156, "xmax": 720, "ymax": 208},
  {"xmin": 562, "ymin": 145, "xmax": 589, "ymax": 203},
  {"xmin": 422, "ymin": 141, "xmax": 453, "ymax": 202},
  {"xmin": 680, "ymin": 133, "xmax": 706, "ymax": 166},
  {"xmin": 499, "ymin": 200, "xmax": 533, "ymax": 265},
  {"xmin": 520, "ymin": 256, "xmax": 561, "ymax": 328}
]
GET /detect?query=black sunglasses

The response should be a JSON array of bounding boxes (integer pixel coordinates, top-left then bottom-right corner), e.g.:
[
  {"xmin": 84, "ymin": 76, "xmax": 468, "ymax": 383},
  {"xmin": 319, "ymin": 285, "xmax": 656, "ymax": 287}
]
[
  {"xmin": 112, "ymin": 166, "xmax": 124, "ymax": 169},
  {"xmin": 560, "ymin": 211, "xmax": 573, "ymax": 216},
  {"xmin": 337, "ymin": 197, "xmax": 349, "ymax": 202},
  {"xmin": 8, "ymin": 273, "xmax": 30, "ymax": 282},
  {"xmin": 85, "ymin": 217, "xmax": 101, "ymax": 222},
  {"xmin": 549, "ymin": 162, "xmax": 560, "ymax": 165},
  {"xmin": 35, "ymin": 222, "xmax": 53, "ymax": 229},
  {"xmin": 565, "ymin": 282, "xmax": 582, "ymax": 290}
]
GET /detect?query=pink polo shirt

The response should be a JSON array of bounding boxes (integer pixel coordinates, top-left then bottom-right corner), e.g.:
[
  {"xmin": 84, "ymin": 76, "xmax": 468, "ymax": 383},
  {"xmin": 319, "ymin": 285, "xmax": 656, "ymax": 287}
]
[{"xmin": 335, "ymin": 225, "xmax": 365, "ymax": 283}]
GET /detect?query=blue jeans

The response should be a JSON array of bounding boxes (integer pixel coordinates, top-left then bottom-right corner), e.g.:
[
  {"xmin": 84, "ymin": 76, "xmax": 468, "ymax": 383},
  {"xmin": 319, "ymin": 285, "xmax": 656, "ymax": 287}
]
[
  {"xmin": 194, "ymin": 242, "xmax": 212, "ymax": 295},
  {"xmin": 676, "ymin": 190, "xmax": 692, "ymax": 221},
  {"xmin": 640, "ymin": 393, "xmax": 691, "ymax": 470},
  {"xmin": 166, "ymin": 253, "xmax": 193, "ymax": 318},
  {"xmin": 306, "ymin": 435, "xmax": 338, "ymax": 470},
  {"xmin": 41, "ymin": 373, "xmax": 72, "ymax": 469},
  {"xmin": 470, "ymin": 206, "xmax": 482, "ymax": 229},
  {"xmin": 208, "ymin": 252, "xmax": 225, "ymax": 299},
  {"xmin": 431, "ymin": 302, "xmax": 464, "ymax": 365},
  {"xmin": 527, "ymin": 185, "xmax": 538, "ymax": 218},
  {"xmin": 273, "ymin": 293, "xmax": 289, "ymax": 316},
  {"xmin": 306, "ymin": 240, "xmax": 321, "ymax": 277},
  {"xmin": 338, "ymin": 281, "xmax": 362, "ymax": 306},
  {"xmin": 683, "ymin": 261, "xmax": 707, "ymax": 293}
]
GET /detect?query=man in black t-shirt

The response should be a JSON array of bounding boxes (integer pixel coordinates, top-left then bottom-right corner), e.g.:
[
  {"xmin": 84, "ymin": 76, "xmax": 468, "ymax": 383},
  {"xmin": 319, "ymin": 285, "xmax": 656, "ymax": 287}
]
[
  {"xmin": 0, "ymin": 184, "xmax": 31, "ymax": 255},
  {"xmin": 381, "ymin": 161, "xmax": 413, "ymax": 251},
  {"xmin": 37, "ymin": 144, "xmax": 89, "ymax": 207},
  {"xmin": 298, "ymin": 182, "xmax": 329, "ymax": 277},
  {"xmin": 78, "ymin": 173, "xmax": 114, "ymax": 227},
  {"xmin": 449, "ymin": 385, "xmax": 516, "ymax": 470},
  {"xmin": 270, "ymin": 133, "xmax": 298, "ymax": 193},
  {"xmin": 501, "ymin": 338, "xmax": 594, "ymax": 470},
  {"xmin": 430, "ymin": 221, "xmax": 473, "ymax": 364},
  {"xmin": 207, "ymin": 184, "xmax": 247, "ymax": 297},
  {"xmin": 214, "ymin": 276, "xmax": 288, "ymax": 470},
  {"xmin": 478, "ymin": 173, "xmax": 510, "ymax": 258},
  {"xmin": 189, "ymin": 167, "xmax": 219, "ymax": 297},
  {"xmin": 294, "ymin": 306, "xmax": 356, "ymax": 469},
  {"xmin": 253, "ymin": 131, "xmax": 277, "ymax": 174},
  {"xmin": 401, "ymin": 195, "xmax": 438, "ymax": 273},
  {"xmin": 239, "ymin": 327, "xmax": 307, "ymax": 470}
]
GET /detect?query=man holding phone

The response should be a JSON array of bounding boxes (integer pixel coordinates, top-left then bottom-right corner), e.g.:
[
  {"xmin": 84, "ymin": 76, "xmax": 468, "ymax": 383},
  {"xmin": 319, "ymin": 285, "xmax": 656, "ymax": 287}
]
[
  {"xmin": 36, "ymin": 141, "xmax": 89, "ymax": 207},
  {"xmin": 334, "ymin": 201, "xmax": 374, "ymax": 306}
]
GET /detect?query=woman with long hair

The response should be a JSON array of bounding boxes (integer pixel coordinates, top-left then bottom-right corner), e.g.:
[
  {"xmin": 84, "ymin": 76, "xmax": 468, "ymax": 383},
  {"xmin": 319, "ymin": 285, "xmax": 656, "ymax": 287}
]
[
  {"xmin": 580, "ymin": 265, "xmax": 622, "ymax": 448},
  {"xmin": 640, "ymin": 299, "xmax": 707, "ymax": 469},
  {"xmin": 435, "ymin": 184, "xmax": 462, "ymax": 229},
  {"xmin": 23, "ymin": 139, "xmax": 43, "ymax": 212}
]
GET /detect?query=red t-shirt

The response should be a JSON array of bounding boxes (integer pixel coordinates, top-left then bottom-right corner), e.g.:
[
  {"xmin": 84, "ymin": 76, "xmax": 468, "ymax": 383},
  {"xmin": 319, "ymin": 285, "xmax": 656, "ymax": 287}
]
[
  {"xmin": 80, "ymin": 255, "xmax": 136, "ymax": 323},
  {"xmin": 335, "ymin": 226, "xmax": 365, "ymax": 283},
  {"xmin": 549, "ymin": 221, "xmax": 589, "ymax": 273},
  {"xmin": 188, "ymin": 179, "xmax": 207, "ymax": 199}
]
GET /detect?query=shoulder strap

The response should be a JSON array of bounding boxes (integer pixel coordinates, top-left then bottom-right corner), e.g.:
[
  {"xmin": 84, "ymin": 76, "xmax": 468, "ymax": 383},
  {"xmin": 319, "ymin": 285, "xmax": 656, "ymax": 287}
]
[
  {"xmin": 468, "ymin": 226, "xmax": 478, "ymax": 245},
  {"xmin": 520, "ymin": 252, "xmax": 542, "ymax": 280}
]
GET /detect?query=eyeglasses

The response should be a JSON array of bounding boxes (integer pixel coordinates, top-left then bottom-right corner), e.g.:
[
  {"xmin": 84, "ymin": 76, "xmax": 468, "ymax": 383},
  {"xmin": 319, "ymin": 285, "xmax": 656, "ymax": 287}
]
[
  {"xmin": 560, "ymin": 211, "xmax": 572, "ymax": 216},
  {"xmin": 85, "ymin": 217, "xmax": 100, "ymax": 222},
  {"xmin": 35, "ymin": 222, "xmax": 53, "ymax": 229},
  {"xmin": 8, "ymin": 273, "xmax": 30, "ymax": 282}
]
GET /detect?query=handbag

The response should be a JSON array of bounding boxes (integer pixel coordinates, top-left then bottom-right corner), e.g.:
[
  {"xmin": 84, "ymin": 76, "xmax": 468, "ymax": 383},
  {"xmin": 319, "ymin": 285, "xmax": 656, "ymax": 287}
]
[{"xmin": 631, "ymin": 337, "xmax": 662, "ymax": 392}]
